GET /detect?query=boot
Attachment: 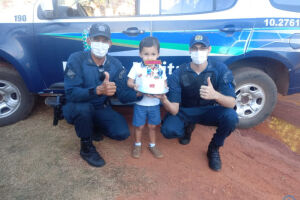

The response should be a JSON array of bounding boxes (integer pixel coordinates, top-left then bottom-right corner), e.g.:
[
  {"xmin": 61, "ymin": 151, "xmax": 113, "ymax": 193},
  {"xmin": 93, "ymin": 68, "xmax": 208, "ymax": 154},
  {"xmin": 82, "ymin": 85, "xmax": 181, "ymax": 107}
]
[
  {"xmin": 207, "ymin": 141, "xmax": 222, "ymax": 171},
  {"xmin": 179, "ymin": 123, "xmax": 195, "ymax": 145},
  {"xmin": 80, "ymin": 139, "xmax": 105, "ymax": 167}
]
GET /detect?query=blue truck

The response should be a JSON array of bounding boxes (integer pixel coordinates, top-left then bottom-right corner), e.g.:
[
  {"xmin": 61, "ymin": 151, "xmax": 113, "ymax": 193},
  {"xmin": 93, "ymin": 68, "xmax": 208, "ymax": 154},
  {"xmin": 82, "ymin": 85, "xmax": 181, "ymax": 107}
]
[{"xmin": 0, "ymin": 0, "xmax": 300, "ymax": 128}]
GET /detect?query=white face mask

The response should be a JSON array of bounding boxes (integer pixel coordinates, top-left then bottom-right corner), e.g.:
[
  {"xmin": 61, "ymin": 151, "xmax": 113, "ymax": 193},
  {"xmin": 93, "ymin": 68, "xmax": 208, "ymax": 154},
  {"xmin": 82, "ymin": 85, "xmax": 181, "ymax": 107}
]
[
  {"xmin": 91, "ymin": 42, "xmax": 109, "ymax": 58},
  {"xmin": 190, "ymin": 50, "xmax": 208, "ymax": 64}
]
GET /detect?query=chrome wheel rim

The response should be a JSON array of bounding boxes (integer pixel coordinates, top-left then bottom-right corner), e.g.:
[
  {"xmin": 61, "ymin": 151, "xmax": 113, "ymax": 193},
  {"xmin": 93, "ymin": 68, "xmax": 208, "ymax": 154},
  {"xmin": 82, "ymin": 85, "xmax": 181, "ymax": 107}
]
[
  {"xmin": 0, "ymin": 80, "xmax": 21, "ymax": 118},
  {"xmin": 235, "ymin": 83, "xmax": 265, "ymax": 119}
]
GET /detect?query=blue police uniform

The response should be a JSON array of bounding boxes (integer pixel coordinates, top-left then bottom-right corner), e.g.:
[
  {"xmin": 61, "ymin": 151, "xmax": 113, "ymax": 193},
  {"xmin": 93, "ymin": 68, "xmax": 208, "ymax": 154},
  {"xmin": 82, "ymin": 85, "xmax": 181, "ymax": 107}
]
[
  {"xmin": 63, "ymin": 51, "xmax": 139, "ymax": 140},
  {"xmin": 161, "ymin": 59, "xmax": 238, "ymax": 147}
]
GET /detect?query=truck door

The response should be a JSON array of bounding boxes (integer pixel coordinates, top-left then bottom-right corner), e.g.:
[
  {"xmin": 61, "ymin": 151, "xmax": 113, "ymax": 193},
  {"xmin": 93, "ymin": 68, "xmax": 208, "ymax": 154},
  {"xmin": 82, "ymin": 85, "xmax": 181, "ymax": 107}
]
[{"xmin": 34, "ymin": 0, "xmax": 152, "ymax": 90}]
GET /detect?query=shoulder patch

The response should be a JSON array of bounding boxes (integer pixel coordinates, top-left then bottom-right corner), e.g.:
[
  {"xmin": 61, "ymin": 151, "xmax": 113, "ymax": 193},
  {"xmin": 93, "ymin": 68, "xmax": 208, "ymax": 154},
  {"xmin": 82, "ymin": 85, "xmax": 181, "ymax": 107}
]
[
  {"xmin": 66, "ymin": 68, "xmax": 76, "ymax": 79},
  {"xmin": 223, "ymin": 71, "xmax": 235, "ymax": 85},
  {"xmin": 119, "ymin": 69, "xmax": 126, "ymax": 80}
]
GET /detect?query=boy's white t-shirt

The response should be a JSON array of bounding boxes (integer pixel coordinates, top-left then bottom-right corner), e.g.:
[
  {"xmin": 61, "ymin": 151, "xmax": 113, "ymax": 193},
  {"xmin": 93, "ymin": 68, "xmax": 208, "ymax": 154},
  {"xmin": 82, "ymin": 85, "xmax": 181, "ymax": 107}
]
[{"xmin": 128, "ymin": 62, "xmax": 167, "ymax": 106}]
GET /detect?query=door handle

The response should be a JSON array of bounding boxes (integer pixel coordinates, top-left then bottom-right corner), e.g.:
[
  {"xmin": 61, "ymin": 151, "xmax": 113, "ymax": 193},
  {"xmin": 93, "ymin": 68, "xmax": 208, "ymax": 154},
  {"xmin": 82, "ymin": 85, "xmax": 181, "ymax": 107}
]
[
  {"xmin": 122, "ymin": 27, "xmax": 145, "ymax": 36},
  {"xmin": 220, "ymin": 25, "xmax": 242, "ymax": 33}
]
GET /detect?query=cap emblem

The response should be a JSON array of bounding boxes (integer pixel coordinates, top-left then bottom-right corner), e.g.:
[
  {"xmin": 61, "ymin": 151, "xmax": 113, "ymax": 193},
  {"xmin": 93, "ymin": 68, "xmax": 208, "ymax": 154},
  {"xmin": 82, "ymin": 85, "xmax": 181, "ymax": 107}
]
[
  {"xmin": 98, "ymin": 25, "xmax": 106, "ymax": 32},
  {"xmin": 195, "ymin": 35, "xmax": 203, "ymax": 41}
]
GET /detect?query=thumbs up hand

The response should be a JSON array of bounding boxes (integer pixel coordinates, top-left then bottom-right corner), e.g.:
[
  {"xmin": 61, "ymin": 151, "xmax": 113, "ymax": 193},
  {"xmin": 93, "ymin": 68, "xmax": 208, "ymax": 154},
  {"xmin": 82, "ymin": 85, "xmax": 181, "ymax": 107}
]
[
  {"xmin": 200, "ymin": 77, "xmax": 218, "ymax": 100},
  {"xmin": 103, "ymin": 71, "xmax": 110, "ymax": 82},
  {"xmin": 96, "ymin": 72, "xmax": 116, "ymax": 96},
  {"xmin": 207, "ymin": 76, "xmax": 212, "ymax": 87}
]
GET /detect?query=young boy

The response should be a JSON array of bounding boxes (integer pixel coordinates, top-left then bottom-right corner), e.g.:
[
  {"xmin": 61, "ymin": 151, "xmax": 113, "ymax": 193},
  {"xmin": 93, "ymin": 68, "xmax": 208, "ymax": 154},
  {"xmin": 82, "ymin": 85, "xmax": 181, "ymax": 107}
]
[{"xmin": 127, "ymin": 36, "xmax": 167, "ymax": 159}]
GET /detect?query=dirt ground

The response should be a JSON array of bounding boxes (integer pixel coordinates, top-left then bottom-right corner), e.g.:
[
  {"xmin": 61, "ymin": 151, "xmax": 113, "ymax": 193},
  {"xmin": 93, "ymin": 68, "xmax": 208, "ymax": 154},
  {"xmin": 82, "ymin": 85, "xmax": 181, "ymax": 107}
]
[{"xmin": 0, "ymin": 94, "xmax": 300, "ymax": 200}]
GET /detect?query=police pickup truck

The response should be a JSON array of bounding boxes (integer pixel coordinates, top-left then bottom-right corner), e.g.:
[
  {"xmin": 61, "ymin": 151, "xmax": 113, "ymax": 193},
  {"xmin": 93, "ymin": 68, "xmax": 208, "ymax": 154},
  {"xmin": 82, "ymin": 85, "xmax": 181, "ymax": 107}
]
[{"xmin": 1, "ymin": 0, "xmax": 300, "ymax": 128}]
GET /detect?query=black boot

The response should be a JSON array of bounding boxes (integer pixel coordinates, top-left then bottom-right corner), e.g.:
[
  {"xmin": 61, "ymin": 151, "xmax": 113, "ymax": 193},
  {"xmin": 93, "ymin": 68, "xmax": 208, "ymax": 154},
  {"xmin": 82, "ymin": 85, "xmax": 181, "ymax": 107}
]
[
  {"xmin": 80, "ymin": 138, "xmax": 105, "ymax": 167},
  {"xmin": 207, "ymin": 142, "xmax": 222, "ymax": 171},
  {"xmin": 179, "ymin": 123, "xmax": 195, "ymax": 145}
]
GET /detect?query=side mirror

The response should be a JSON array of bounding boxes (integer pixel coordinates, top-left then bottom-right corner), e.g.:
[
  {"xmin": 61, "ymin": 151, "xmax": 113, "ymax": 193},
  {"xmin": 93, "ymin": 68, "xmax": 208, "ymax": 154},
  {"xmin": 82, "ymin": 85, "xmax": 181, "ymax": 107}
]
[{"xmin": 40, "ymin": 0, "xmax": 54, "ymax": 19}]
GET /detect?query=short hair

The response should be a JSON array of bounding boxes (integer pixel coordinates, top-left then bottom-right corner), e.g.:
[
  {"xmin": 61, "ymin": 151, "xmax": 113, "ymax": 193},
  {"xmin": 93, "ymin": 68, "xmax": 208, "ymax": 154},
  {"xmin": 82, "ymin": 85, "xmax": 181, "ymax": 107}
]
[{"xmin": 139, "ymin": 36, "xmax": 160, "ymax": 53}]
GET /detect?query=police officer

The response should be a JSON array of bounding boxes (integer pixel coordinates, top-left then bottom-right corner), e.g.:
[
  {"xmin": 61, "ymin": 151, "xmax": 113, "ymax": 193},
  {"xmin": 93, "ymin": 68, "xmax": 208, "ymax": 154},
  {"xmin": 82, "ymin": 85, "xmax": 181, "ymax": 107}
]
[
  {"xmin": 63, "ymin": 23, "xmax": 141, "ymax": 167},
  {"xmin": 159, "ymin": 34, "xmax": 238, "ymax": 171}
]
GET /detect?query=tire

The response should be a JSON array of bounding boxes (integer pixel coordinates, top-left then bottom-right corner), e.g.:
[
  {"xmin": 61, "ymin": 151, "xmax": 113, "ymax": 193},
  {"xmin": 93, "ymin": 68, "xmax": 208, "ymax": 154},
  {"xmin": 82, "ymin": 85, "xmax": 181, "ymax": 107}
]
[
  {"xmin": 233, "ymin": 67, "xmax": 277, "ymax": 129},
  {"xmin": 0, "ymin": 64, "xmax": 35, "ymax": 126}
]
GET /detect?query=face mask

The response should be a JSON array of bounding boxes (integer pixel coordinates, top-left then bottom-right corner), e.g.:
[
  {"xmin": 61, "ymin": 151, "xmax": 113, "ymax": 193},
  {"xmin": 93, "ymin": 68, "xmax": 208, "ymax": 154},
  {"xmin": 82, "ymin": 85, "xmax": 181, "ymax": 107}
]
[
  {"xmin": 91, "ymin": 42, "xmax": 109, "ymax": 58},
  {"xmin": 190, "ymin": 50, "xmax": 208, "ymax": 64}
]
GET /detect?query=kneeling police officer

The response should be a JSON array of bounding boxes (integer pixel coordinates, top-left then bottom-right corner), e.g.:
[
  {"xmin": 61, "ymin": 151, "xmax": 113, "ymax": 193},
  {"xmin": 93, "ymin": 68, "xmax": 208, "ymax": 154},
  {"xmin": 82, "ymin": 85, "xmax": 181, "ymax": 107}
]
[
  {"xmin": 63, "ymin": 23, "xmax": 141, "ymax": 167},
  {"xmin": 160, "ymin": 34, "xmax": 238, "ymax": 171}
]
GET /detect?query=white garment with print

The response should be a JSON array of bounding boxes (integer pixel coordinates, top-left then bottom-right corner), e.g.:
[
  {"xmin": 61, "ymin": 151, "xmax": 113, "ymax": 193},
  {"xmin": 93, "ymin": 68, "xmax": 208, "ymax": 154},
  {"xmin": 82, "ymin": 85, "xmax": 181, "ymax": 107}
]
[{"xmin": 128, "ymin": 62, "xmax": 167, "ymax": 106}]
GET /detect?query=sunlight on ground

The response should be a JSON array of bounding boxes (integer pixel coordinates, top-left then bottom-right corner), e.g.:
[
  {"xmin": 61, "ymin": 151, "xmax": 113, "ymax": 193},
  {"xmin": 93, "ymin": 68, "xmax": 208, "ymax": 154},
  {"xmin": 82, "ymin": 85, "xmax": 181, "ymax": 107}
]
[{"xmin": 269, "ymin": 117, "xmax": 300, "ymax": 153}]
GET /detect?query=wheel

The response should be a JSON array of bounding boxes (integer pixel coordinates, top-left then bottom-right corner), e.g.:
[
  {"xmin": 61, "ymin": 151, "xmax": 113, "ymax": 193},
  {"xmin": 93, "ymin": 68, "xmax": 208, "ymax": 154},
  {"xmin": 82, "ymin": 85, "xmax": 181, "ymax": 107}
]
[
  {"xmin": 233, "ymin": 67, "xmax": 277, "ymax": 129},
  {"xmin": 0, "ymin": 64, "xmax": 35, "ymax": 126}
]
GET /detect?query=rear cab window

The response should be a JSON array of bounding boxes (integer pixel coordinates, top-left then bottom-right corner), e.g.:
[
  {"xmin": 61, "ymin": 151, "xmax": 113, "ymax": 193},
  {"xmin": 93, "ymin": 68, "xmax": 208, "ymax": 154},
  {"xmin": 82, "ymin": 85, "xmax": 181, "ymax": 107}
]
[
  {"xmin": 270, "ymin": 0, "xmax": 300, "ymax": 13},
  {"xmin": 1, "ymin": 0, "xmax": 35, "ymax": 21},
  {"xmin": 53, "ymin": 0, "xmax": 137, "ymax": 18},
  {"xmin": 1, "ymin": 0, "xmax": 34, "ymax": 9},
  {"xmin": 161, "ymin": 0, "xmax": 236, "ymax": 15}
]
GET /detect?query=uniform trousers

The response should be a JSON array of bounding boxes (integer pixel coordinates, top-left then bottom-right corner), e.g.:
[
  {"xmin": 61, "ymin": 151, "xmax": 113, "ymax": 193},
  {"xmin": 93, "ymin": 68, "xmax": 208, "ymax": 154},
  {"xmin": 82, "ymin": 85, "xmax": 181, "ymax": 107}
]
[
  {"xmin": 63, "ymin": 102, "xmax": 130, "ymax": 140},
  {"xmin": 161, "ymin": 106, "xmax": 238, "ymax": 147}
]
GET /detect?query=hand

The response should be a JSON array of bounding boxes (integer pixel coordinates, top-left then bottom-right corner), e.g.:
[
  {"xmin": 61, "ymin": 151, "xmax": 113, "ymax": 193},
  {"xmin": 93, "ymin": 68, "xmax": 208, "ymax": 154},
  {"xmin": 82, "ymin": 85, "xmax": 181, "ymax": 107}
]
[
  {"xmin": 153, "ymin": 94, "xmax": 168, "ymax": 103},
  {"xmin": 145, "ymin": 93, "xmax": 165, "ymax": 98},
  {"xmin": 133, "ymin": 84, "xmax": 139, "ymax": 92},
  {"xmin": 96, "ymin": 72, "xmax": 116, "ymax": 96},
  {"xmin": 132, "ymin": 84, "xmax": 144, "ymax": 97},
  {"xmin": 144, "ymin": 93, "xmax": 154, "ymax": 98},
  {"xmin": 136, "ymin": 91, "xmax": 143, "ymax": 97},
  {"xmin": 200, "ymin": 77, "xmax": 218, "ymax": 100},
  {"xmin": 165, "ymin": 82, "xmax": 168, "ymax": 89}
]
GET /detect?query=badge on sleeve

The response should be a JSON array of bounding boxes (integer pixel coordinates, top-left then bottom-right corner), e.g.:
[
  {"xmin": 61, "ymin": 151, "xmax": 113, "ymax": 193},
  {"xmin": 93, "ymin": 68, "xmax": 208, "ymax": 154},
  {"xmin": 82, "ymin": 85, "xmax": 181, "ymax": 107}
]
[
  {"xmin": 119, "ymin": 68, "xmax": 126, "ymax": 80},
  {"xmin": 223, "ymin": 71, "xmax": 236, "ymax": 87},
  {"xmin": 66, "ymin": 68, "xmax": 76, "ymax": 79}
]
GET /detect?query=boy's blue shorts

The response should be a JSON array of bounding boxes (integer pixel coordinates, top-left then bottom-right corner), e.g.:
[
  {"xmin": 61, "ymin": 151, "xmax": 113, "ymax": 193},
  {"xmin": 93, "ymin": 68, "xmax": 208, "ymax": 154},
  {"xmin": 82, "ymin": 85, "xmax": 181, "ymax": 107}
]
[{"xmin": 132, "ymin": 104, "xmax": 161, "ymax": 127}]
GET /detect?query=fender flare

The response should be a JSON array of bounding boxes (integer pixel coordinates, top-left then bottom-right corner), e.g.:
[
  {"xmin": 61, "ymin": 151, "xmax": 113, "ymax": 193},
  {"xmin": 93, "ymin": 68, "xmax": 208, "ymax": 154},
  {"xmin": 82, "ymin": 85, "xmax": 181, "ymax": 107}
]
[{"xmin": 0, "ymin": 49, "xmax": 46, "ymax": 93}]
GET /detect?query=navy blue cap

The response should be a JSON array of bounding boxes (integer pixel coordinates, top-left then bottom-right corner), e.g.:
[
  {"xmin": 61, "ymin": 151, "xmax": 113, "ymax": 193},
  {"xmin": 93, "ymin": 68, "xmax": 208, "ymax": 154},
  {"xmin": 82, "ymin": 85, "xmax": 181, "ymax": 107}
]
[
  {"xmin": 189, "ymin": 34, "xmax": 210, "ymax": 47},
  {"xmin": 89, "ymin": 23, "xmax": 111, "ymax": 39}
]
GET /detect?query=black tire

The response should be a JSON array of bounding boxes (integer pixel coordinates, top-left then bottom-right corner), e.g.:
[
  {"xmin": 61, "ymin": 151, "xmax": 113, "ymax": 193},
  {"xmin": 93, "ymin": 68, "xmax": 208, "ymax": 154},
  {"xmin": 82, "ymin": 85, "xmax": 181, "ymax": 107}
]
[
  {"xmin": 0, "ymin": 64, "xmax": 35, "ymax": 126},
  {"xmin": 233, "ymin": 67, "xmax": 277, "ymax": 129}
]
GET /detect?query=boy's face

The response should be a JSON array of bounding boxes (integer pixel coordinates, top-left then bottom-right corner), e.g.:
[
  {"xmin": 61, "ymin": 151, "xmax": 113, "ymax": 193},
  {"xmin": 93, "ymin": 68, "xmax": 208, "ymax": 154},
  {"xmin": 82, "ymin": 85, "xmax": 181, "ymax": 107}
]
[{"xmin": 139, "ymin": 46, "xmax": 159, "ymax": 63}]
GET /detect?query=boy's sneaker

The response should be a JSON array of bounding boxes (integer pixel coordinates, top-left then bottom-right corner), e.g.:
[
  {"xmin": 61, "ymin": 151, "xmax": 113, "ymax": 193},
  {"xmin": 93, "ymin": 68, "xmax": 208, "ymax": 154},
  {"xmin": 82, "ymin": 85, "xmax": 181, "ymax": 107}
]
[
  {"xmin": 132, "ymin": 145, "xmax": 142, "ymax": 159},
  {"xmin": 148, "ymin": 146, "xmax": 164, "ymax": 158}
]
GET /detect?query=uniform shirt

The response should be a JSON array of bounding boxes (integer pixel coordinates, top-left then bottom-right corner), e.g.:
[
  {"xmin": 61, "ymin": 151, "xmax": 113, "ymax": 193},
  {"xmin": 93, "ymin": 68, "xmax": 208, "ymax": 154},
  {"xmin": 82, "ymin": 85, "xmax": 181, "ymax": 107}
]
[
  {"xmin": 64, "ymin": 51, "xmax": 139, "ymax": 108},
  {"xmin": 127, "ymin": 62, "xmax": 167, "ymax": 106},
  {"xmin": 168, "ymin": 59, "xmax": 236, "ymax": 106}
]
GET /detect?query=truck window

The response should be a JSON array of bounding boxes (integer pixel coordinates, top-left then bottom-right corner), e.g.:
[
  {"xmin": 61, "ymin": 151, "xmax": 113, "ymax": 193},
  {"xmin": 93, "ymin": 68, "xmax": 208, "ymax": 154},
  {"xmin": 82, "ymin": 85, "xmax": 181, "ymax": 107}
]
[
  {"xmin": 56, "ymin": 0, "xmax": 136, "ymax": 18},
  {"xmin": 161, "ymin": 0, "xmax": 236, "ymax": 15},
  {"xmin": 0, "ymin": 0, "xmax": 14, "ymax": 9},
  {"xmin": 0, "ymin": 0, "xmax": 34, "ymax": 10},
  {"xmin": 270, "ymin": 0, "xmax": 300, "ymax": 12},
  {"xmin": 139, "ymin": 0, "xmax": 159, "ymax": 15}
]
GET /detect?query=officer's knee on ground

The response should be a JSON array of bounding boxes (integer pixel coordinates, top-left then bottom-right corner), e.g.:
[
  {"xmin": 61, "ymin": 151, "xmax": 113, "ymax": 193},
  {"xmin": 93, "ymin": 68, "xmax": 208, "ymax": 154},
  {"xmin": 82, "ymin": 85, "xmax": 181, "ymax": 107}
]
[
  {"xmin": 108, "ymin": 131, "xmax": 130, "ymax": 141},
  {"xmin": 161, "ymin": 120, "xmax": 184, "ymax": 139}
]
